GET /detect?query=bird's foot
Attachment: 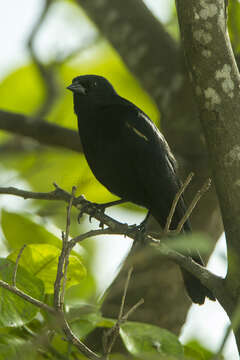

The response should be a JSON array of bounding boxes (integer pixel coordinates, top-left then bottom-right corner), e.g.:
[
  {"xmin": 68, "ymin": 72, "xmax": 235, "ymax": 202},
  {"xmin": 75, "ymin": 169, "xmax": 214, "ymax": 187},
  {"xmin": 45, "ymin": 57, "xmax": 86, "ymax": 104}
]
[
  {"xmin": 126, "ymin": 220, "xmax": 147, "ymax": 243},
  {"xmin": 78, "ymin": 199, "xmax": 126, "ymax": 222},
  {"xmin": 77, "ymin": 201, "xmax": 106, "ymax": 227},
  {"xmin": 78, "ymin": 199, "xmax": 126, "ymax": 226}
]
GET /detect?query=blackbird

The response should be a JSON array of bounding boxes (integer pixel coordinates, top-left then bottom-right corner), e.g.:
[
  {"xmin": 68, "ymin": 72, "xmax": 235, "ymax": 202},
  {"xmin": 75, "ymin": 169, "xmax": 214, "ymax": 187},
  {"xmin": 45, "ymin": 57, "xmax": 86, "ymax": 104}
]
[{"xmin": 67, "ymin": 74, "xmax": 215, "ymax": 304}]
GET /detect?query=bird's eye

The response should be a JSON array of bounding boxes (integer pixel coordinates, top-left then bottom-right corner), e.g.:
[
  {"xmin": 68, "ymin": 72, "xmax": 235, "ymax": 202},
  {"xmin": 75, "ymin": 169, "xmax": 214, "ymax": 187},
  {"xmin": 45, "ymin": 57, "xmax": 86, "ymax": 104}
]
[{"xmin": 93, "ymin": 81, "xmax": 98, "ymax": 88}]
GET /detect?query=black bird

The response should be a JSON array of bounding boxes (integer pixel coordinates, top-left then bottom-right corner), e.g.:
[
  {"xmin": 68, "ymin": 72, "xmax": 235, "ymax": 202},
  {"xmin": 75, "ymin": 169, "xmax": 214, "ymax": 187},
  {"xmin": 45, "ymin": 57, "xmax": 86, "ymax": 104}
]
[{"xmin": 67, "ymin": 74, "xmax": 215, "ymax": 304}]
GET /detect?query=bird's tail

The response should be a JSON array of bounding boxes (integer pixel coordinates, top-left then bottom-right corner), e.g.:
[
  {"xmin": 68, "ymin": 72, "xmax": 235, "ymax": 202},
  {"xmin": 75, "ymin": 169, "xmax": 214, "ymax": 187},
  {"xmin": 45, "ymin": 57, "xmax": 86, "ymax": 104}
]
[
  {"xmin": 181, "ymin": 269, "xmax": 215, "ymax": 304},
  {"xmin": 152, "ymin": 207, "xmax": 215, "ymax": 304},
  {"xmin": 180, "ymin": 219, "xmax": 215, "ymax": 304}
]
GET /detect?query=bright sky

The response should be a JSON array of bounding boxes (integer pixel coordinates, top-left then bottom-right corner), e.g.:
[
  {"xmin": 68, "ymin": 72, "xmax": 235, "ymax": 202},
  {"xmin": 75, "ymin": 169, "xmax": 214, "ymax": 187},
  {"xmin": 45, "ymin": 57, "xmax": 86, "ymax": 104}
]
[{"xmin": 0, "ymin": 1, "xmax": 238, "ymax": 359}]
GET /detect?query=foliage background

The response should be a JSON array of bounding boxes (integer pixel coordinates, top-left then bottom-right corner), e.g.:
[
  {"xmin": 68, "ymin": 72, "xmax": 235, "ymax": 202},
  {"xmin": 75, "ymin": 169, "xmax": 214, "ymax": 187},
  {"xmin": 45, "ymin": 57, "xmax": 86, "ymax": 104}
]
[{"xmin": 0, "ymin": 0, "xmax": 239, "ymax": 359}]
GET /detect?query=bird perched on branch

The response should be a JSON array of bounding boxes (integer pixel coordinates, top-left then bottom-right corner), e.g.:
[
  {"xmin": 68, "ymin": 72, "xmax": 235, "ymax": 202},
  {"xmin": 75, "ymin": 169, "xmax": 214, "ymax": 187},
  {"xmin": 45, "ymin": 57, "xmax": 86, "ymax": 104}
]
[{"xmin": 67, "ymin": 74, "xmax": 215, "ymax": 304}]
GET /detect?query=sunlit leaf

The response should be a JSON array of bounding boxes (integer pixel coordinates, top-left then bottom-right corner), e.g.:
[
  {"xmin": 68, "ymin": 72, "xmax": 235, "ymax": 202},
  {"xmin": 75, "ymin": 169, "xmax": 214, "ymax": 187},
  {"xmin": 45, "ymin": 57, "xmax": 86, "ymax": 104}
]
[
  {"xmin": 0, "ymin": 149, "xmax": 116, "ymax": 205},
  {"xmin": 65, "ymin": 274, "xmax": 97, "ymax": 306},
  {"xmin": 184, "ymin": 344, "xmax": 204, "ymax": 359},
  {"xmin": 184, "ymin": 340, "xmax": 218, "ymax": 360},
  {"xmin": 8, "ymin": 243, "xmax": 86, "ymax": 293},
  {"xmin": 0, "ymin": 258, "xmax": 44, "ymax": 327},
  {"xmin": 1, "ymin": 210, "xmax": 61, "ymax": 250},
  {"xmin": 228, "ymin": 0, "xmax": 240, "ymax": 53},
  {"xmin": 120, "ymin": 321, "xmax": 183, "ymax": 359},
  {"xmin": 0, "ymin": 64, "xmax": 44, "ymax": 114},
  {"xmin": 97, "ymin": 317, "xmax": 115, "ymax": 328}
]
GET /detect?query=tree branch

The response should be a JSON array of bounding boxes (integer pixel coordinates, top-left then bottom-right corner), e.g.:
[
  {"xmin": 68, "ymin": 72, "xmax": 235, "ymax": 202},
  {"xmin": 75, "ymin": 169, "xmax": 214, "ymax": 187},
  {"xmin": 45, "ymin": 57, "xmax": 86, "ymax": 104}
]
[
  {"xmin": 0, "ymin": 110, "xmax": 81, "ymax": 152},
  {"xmin": 0, "ymin": 184, "xmax": 223, "ymax": 299}
]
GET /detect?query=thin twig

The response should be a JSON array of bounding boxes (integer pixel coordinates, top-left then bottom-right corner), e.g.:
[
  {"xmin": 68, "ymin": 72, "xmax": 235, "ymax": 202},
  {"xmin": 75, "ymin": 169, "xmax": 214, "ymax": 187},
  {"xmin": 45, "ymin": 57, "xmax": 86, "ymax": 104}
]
[
  {"xmin": 176, "ymin": 178, "xmax": 211, "ymax": 233},
  {"xmin": 103, "ymin": 297, "xmax": 144, "ymax": 357},
  {"xmin": 122, "ymin": 298, "xmax": 144, "ymax": 321},
  {"xmin": 103, "ymin": 268, "xmax": 144, "ymax": 357},
  {"xmin": 12, "ymin": 244, "xmax": 27, "ymax": 287},
  {"xmin": 54, "ymin": 187, "xmax": 76, "ymax": 310},
  {"xmin": 54, "ymin": 244, "xmax": 66, "ymax": 309},
  {"xmin": 65, "ymin": 186, "xmax": 77, "ymax": 243},
  {"xmin": 119, "ymin": 267, "xmax": 133, "ymax": 319},
  {"xmin": 61, "ymin": 315, "xmax": 101, "ymax": 360},
  {"xmin": 0, "ymin": 279, "xmax": 56, "ymax": 314},
  {"xmin": 164, "ymin": 172, "xmax": 194, "ymax": 233},
  {"xmin": 60, "ymin": 249, "xmax": 69, "ymax": 309},
  {"xmin": 60, "ymin": 187, "xmax": 76, "ymax": 307}
]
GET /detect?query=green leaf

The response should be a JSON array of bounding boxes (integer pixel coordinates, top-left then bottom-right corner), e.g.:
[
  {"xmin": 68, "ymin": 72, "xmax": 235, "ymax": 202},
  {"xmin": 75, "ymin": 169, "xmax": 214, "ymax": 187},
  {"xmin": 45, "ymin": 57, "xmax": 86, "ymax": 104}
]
[
  {"xmin": 70, "ymin": 309, "xmax": 102, "ymax": 339},
  {"xmin": 161, "ymin": 232, "xmax": 212, "ymax": 256},
  {"xmin": 8, "ymin": 244, "xmax": 86, "ymax": 293},
  {"xmin": 0, "ymin": 258, "xmax": 44, "ymax": 327},
  {"xmin": 120, "ymin": 321, "xmax": 184, "ymax": 359},
  {"xmin": 97, "ymin": 317, "xmax": 115, "ymax": 329},
  {"xmin": 0, "ymin": 334, "xmax": 38, "ymax": 360},
  {"xmin": 65, "ymin": 274, "xmax": 97, "ymax": 306},
  {"xmin": 1, "ymin": 210, "xmax": 61, "ymax": 250},
  {"xmin": 0, "ymin": 64, "xmax": 44, "ymax": 114},
  {"xmin": 184, "ymin": 344, "xmax": 204, "ymax": 359},
  {"xmin": 0, "ymin": 150, "xmax": 116, "ymax": 204},
  {"xmin": 50, "ymin": 333, "xmax": 71, "ymax": 357},
  {"xmin": 228, "ymin": 0, "xmax": 240, "ymax": 53},
  {"xmin": 184, "ymin": 340, "xmax": 219, "ymax": 360}
]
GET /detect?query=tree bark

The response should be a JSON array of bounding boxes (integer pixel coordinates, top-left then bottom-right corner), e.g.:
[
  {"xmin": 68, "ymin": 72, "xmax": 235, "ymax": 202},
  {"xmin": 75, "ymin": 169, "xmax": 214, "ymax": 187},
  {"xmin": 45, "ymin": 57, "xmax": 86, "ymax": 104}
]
[{"xmin": 176, "ymin": 0, "xmax": 240, "ymax": 349}]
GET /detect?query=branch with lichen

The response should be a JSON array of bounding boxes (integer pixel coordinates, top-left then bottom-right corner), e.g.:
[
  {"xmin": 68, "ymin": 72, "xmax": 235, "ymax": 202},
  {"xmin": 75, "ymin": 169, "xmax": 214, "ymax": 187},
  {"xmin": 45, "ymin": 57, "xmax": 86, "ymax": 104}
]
[{"xmin": 176, "ymin": 0, "xmax": 240, "ymax": 351}]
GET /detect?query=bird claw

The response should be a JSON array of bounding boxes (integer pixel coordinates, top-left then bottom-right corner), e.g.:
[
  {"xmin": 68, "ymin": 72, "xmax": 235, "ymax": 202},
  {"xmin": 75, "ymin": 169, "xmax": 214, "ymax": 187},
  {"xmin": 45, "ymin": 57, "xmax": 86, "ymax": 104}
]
[
  {"xmin": 77, "ymin": 201, "xmax": 106, "ymax": 228},
  {"xmin": 125, "ymin": 221, "xmax": 147, "ymax": 243}
]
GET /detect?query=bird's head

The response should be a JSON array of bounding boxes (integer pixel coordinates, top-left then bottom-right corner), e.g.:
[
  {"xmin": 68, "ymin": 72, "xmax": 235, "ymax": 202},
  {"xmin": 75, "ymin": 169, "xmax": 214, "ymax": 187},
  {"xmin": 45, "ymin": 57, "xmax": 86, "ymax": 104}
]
[{"xmin": 67, "ymin": 75, "xmax": 117, "ymax": 105}]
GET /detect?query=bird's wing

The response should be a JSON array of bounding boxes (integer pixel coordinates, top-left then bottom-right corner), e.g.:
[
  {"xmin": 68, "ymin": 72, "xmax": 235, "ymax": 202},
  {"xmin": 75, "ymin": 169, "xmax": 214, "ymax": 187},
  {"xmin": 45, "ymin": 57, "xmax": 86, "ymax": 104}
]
[
  {"xmin": 113, "ymin": 105, "xmax": 187, "ymax": 230},
  {"xmin": 98, "ymin": 102, "xmax": 187, "ymax": 227}
]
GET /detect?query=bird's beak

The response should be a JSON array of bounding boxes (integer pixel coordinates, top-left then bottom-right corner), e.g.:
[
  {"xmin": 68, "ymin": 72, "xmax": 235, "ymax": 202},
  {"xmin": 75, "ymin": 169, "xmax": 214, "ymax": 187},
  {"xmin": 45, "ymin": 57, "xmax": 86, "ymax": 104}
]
[{"xmin": 67, "ymin": 83, "xmax": 86, "ymax": 95}]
